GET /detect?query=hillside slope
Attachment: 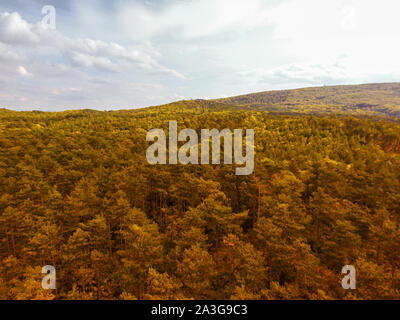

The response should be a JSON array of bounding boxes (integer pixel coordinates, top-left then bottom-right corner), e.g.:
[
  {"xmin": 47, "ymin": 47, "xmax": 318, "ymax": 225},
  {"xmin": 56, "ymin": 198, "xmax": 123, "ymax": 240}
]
[
  {"xmin": 212, "ymin": 83, "xmax": 400, "ymax": 119},
  {"xmin": 0, "ymin": 84, "xmax": 400, "ymax": 300}
]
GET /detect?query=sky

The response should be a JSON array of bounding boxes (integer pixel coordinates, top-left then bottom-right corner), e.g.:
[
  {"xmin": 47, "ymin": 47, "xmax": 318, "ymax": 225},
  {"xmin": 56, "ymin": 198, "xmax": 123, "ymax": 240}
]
[{"xmin": 1, "ymin": 0, "xmax": 400, "ymax": 111}]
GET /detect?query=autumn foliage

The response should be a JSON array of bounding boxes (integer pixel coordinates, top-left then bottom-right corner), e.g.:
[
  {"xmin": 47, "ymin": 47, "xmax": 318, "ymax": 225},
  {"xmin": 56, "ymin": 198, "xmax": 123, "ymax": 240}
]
[{"xmin": 0, "ymin": 86, "xmax": 400, "ymax": 299}]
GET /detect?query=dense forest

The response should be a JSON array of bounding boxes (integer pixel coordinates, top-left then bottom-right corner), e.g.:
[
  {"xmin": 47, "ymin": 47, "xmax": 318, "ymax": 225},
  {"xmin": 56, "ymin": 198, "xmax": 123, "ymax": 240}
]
[
  {"xmin": 216, "ymin": 83, "xmax": 400, "ymax": 119},
  {"xmin": 0, "ymin": 83, "xmax": 400, "ymax": 300}
]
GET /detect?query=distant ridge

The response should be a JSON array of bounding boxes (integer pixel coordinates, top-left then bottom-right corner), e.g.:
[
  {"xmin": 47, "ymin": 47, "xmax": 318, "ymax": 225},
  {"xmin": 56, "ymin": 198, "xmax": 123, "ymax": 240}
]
[
  {"xmin": 211, "ymin": 83, "xmax": 400, "ymax": 118},
  {"xmin": 1, "ymin": 83, "xmax": 400, "ymax": 119}
]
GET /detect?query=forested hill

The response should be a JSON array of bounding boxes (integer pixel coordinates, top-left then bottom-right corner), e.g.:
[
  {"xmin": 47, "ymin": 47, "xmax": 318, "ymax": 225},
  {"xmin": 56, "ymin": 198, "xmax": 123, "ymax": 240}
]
[
  {"xmin": 0, "ymin": 83, "xmax": 400, "ymax": 300},
  {"xmin": 212, "ymin": 83, "xmax": 400, "ymax": 119},
  {"xmin": 1, "ymin": 83, "xmax": 400, "ymax": 119}
]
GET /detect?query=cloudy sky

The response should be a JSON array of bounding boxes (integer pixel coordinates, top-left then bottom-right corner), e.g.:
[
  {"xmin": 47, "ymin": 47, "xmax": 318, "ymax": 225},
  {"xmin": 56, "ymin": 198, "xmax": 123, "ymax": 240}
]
[{"xmin": 1, "ymin": 0, "xmax": 400, "ymax": 111}]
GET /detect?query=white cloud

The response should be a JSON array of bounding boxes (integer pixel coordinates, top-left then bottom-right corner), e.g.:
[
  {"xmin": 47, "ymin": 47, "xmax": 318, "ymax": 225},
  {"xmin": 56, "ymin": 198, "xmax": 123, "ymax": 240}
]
[
  {"xmin": 1, "ymin": 0, "xmax": 400, "ymax": 110},
  {"xmin": 234, "ymin": 59, "xmax": 349, "ymax": 87},
  {"xmin": 0, "ymin": 11, "xmax": 183, "ymax": 77},
  {"xmin": 17, "ymin": 65, "xmax": 32, "ymax": 76},
  {"xmin": 0, "ymin": 43, "xmax": 23, "ymax": 61},
  {"xmin": 117, "ymin": 0, "xmax": 273, "ymax": 40},
  {"xmin": 0, "ymin": 12, "xmax": 40, "ymax": 45}
]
